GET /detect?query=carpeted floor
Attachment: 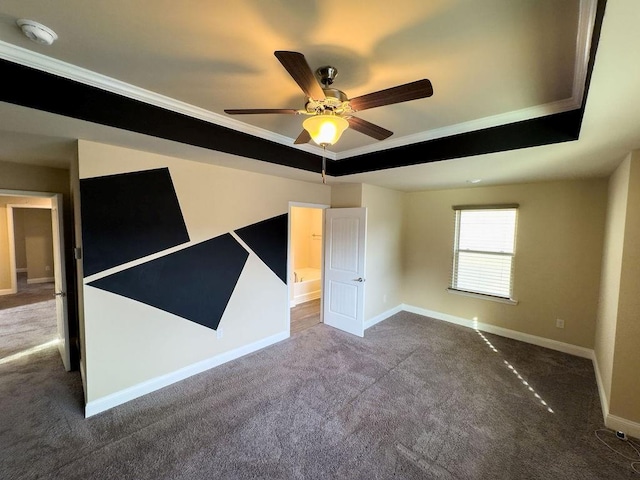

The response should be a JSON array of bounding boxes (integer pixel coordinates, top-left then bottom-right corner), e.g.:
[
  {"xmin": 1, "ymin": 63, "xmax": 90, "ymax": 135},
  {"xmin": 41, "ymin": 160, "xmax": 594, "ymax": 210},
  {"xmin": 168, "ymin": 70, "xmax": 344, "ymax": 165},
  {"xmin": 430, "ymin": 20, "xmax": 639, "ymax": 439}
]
[
  {"xmin": 0, "ymin": 273, "xmax": 57, "ymax": 358},
  {"xmin": 0, "ymin": 272, "xmax": 55, "ymax": 309},
  {"xmin": 0, "ymin": 311, "xmax": 637, "ymax": 479}
]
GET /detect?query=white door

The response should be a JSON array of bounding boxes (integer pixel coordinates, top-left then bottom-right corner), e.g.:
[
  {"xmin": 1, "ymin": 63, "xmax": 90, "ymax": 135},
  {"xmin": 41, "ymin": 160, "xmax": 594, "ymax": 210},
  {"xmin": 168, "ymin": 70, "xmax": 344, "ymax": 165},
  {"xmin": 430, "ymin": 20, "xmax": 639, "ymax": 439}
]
[
  {"xmin": 51, "ymin": 194, "xmax": 71, "ymax": 371},
  {"xmin": 323, "ymin": 207, "xmax": 367, "ymax": 337}
]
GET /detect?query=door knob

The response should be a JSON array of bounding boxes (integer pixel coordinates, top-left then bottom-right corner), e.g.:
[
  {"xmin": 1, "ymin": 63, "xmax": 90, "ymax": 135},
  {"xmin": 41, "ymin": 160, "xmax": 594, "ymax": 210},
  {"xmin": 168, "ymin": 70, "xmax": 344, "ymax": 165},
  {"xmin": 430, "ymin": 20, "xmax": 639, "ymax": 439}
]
[
  {"xmin": 55, "ymin": 291, "xmax": 66, "ymax": 297},
  {"xmin": 353, "ymin": 277, "xmax": 365, "ymax": 282}
]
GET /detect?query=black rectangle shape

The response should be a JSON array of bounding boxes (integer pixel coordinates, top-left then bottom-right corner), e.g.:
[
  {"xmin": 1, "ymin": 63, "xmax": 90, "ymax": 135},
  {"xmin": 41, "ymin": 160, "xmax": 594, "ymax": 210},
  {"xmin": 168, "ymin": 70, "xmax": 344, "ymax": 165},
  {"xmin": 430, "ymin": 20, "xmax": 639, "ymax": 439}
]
[{"xmin": 80, "ymin": 168, "xmax": 190, "ymax": 276}]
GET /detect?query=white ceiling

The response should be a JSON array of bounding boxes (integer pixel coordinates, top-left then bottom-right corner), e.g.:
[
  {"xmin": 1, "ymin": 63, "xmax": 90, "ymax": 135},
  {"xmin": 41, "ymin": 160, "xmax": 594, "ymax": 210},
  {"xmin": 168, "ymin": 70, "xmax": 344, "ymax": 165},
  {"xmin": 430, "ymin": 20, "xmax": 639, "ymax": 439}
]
[{"xmin": 0, "ymin": 0, "xmax": 639, "ymax": 191}]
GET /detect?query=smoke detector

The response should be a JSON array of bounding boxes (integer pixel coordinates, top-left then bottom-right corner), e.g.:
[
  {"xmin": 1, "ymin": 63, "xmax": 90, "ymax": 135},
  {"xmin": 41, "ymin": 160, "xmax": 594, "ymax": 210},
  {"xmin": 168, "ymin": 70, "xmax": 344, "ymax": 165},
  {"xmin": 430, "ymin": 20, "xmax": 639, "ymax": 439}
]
[{"xmin": 16, "ymin": 19, "xmax": 58, "ymax": 45}]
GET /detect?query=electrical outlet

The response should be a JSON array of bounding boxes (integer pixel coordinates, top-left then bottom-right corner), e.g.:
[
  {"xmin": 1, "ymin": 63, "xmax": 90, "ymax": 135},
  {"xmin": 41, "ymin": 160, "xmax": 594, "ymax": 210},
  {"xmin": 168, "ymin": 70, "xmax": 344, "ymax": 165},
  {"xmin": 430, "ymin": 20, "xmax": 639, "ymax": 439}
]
[
  {"xmin": 383, "ymin": 294, "xmax": 387, "ymax": 303},
  {"xmin": 45, "ymin": 265, "xmax": 51, "ymax": 272},
  {"xmin": 216, "ymin": 328, "xmax": 223, "ymax": 339},
  {"xmin": 556, "ymin": 318, "xmax": 565, "ymax": 329}
]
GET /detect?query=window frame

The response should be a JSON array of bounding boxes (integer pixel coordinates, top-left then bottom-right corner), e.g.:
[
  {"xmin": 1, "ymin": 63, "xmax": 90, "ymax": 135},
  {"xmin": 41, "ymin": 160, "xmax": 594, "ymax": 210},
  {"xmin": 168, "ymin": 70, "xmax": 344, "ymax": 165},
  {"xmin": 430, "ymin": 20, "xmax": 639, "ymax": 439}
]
[{"xmin": 448, "ymin": 204, "xmax": 519, "ymax": 305}]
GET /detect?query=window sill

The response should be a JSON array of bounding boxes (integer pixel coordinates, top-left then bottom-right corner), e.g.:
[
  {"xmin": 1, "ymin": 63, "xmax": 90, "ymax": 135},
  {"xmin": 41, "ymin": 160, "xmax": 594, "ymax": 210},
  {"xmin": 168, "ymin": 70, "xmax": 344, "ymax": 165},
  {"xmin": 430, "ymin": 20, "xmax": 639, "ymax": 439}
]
[{"xmin": 447, "ymin": 288, "xmax": 518, "ymax": 305}]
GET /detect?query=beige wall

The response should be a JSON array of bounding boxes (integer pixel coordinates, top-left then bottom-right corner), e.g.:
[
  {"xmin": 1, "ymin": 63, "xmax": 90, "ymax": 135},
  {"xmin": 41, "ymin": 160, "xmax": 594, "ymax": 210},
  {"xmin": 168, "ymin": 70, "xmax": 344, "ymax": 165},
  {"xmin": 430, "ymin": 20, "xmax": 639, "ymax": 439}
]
[
  {"xmin": 331, "ymin": 183, "xmax": 363, "ymax": 208},
  {"xmin": 0, "ymin": 196, "xmax": 52, "ymax": 292},
  {"xmin": 594, "ymin": 156, "xmax": 629, "ymax": 402},
  {"xmin": 612, "ymin": 152, "xmax": 640, "ymax": 422},
  {"xmin": 0, "ymin": 160, "xmax": 69, "ymax": 195},
  {"xmin": 594, "ymin": 152, "xmax": 640, "ymax": 428},
  {"xmin": 0, "ymin": 205, "xmax": 9, "ymax": 291},
  {"xmin": 78, "ymin": 140, "xmax": 331, "ymax": 404},
  {"xmin": 23, "ymin": 209, "xmax": 54, "ymax": 282},
  {"xmin": 291, "ymin": 207, "xmax": 322, "ymax": 271},
  {"xmin": 361, "ymin": 184, "xmax": 404, "ymax": 320},
  {"xmin": 403, "ymin": 179, "xmax": 607, "ymax": 348},
  {"xmin": 13, "ymin": 209, "xmax": 27, "ymax": 270}
]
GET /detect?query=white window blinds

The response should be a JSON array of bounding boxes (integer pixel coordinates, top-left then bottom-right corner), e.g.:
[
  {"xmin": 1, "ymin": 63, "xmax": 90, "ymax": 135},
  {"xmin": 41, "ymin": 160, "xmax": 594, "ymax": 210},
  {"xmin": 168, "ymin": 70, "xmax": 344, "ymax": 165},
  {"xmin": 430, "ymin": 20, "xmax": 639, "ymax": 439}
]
[{"xmin": 451, "ymin": 206, "xmax": 518, "ymax": 299}]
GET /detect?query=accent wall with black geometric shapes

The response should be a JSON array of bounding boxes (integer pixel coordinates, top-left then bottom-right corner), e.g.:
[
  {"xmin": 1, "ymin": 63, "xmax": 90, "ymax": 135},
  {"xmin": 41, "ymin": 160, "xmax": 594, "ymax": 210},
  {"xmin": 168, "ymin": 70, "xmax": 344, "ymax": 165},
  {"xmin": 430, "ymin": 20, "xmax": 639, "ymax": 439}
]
[
  {"xmin": 88, "ymin": 234, "xmax": 249, "ymax": 331},
  {"xmin": 80, "ymin": 168, "xmax": 190, "ymax": 276}
]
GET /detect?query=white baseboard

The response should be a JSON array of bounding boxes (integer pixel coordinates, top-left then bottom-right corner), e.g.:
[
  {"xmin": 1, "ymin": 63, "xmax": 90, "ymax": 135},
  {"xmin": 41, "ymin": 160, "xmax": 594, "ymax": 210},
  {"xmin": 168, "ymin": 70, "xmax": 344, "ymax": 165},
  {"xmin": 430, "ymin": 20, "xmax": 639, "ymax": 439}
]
[
  {"xmin": 85, "ymin": 331, "xmax": 289, "ymax": 418},
  {"xmin": 0, "ymin": 288, "xmax": 17, "ymax": 296},
  {"xmin": 364, "ymin": 305, "xmax": 403, "ymax": 330},
  {"xmin": 27, "ymin": 276, "xmax": 54, "ymax": 284},
  {"xmin": 401, "ymin": 304, "xmax": 594, "ymax": 359},
  {"xmin": 605, "ymin": 414, "xmax": 640, "ymax": 440},
  {"xmin": 591, "ymin": 353, "xmax": 640, "ymax": 439}
]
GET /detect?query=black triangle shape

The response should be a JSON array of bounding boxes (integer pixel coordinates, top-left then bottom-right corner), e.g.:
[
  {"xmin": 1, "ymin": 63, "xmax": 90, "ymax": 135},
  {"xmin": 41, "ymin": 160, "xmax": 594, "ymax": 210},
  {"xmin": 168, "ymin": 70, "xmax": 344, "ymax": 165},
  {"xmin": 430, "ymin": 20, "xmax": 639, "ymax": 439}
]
[{"xmin": 235, "ymin": 214, "xmax": 288, "ymax": 284}]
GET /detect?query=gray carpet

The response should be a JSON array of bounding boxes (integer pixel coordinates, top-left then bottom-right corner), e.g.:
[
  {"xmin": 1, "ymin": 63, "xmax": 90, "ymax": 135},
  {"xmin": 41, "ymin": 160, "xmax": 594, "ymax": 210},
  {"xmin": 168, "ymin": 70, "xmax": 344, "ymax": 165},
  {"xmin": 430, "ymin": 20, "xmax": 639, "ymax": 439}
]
[
  {"xmin": 0, "ymin": 311, "xmax": 637, "ymax": 479},
  {"xmin": 0, "ymin": 273, "xmax": 57, "ymax": 358},
  {"xmin": 0, "ymin": 272, "xmax": 55, "ymax": 309}
]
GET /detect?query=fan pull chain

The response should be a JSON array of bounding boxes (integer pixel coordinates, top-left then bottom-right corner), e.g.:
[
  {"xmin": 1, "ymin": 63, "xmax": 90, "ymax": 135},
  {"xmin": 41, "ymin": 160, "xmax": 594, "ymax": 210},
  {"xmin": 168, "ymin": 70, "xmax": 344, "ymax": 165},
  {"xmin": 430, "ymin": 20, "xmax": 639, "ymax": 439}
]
[{"xmin": 322, "ymin": 145, "xmax": 327, "ymax": 184}]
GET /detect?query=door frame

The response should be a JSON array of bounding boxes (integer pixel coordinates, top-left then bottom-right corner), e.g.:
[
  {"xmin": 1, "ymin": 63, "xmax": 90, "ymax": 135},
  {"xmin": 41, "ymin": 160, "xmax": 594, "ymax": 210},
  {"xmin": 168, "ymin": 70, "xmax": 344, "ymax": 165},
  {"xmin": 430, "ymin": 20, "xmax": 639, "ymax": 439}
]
[
  {"xmin": 1, "ymin": 189, "xmax": 71, "ymax": 370},
  {"xmin": 288, "ymin": 202, "xmax": 330, "ymax": 333}
]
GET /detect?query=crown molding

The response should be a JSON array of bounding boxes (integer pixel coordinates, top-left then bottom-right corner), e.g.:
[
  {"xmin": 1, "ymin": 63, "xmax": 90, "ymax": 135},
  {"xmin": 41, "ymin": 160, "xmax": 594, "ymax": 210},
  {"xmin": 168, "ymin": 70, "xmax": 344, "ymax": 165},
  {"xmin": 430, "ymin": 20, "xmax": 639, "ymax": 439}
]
[{"xmin": 573, "ymin": 0, "xmax": 598, "ymax": 104}]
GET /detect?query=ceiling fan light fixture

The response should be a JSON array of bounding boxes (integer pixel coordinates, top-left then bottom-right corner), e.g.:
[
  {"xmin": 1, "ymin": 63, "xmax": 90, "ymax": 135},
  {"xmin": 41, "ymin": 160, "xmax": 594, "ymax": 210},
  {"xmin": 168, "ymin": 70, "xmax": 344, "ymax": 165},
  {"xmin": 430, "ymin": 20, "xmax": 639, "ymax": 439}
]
[{"xmin": 303, "ymin": 114, "xmax": 348, "ymax": 146}]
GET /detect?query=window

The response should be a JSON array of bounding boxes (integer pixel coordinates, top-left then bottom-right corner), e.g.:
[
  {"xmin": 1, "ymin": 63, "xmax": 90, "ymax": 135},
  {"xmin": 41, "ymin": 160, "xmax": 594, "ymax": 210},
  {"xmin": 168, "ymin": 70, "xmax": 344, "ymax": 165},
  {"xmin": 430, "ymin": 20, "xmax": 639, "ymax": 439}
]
[{"xmin": 450, "ymin": 205, "xmax": 518, "ymax": 301}]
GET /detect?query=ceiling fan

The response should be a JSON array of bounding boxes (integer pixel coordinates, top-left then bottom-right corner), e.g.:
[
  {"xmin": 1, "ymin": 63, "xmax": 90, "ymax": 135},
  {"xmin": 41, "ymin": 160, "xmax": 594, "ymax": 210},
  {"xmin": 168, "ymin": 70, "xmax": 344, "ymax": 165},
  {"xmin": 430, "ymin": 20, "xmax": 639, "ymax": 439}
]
[{"xmin": 224, "ymin": 51, "xmax": 434, "ymax": 148}]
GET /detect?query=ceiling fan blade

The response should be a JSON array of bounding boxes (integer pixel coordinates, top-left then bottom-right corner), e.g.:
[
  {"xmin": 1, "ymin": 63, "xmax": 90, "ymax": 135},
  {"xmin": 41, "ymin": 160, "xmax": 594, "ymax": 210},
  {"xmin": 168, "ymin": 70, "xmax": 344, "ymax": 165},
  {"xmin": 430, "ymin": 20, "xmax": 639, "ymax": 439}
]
[
  {"xmin": 274, "ymin": 51, "xmax": 325, "ymax": 100},
  {"xmin": 294, "ymin": 129, "xmax": 311, "ymax": 144},
  {"xmin": 348, "ymin": 117, "xmax": 393, "ymax": 140},
  {"xmin": 224, "ymin": 109, "xmax": 299, "ymax": 115},
  {"xmin": 349, "ymin": 79, "xmax": 433, "ymax": 112}
]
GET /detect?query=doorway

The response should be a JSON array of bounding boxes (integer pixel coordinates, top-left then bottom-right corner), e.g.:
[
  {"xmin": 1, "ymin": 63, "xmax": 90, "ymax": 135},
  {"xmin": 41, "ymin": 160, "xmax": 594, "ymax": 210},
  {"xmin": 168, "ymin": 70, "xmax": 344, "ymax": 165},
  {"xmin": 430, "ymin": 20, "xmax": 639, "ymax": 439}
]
[
  {"xmin": 289, "ymin": 204, "xmax": 327, "ymax": 334},
  {"xmin": 0, "ymin": 191, "xmax": 70, "ymax": 371}
]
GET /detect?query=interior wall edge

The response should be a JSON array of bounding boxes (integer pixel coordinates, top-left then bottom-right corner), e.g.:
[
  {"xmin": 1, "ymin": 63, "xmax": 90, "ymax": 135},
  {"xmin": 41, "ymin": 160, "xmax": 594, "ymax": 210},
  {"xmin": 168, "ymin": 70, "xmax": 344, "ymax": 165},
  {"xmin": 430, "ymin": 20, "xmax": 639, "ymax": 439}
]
[
  {"xmin": 591, "ymin": 351, "xmax": 611, "ymax": 426},
  {"xmin": 364, "ymin": 304, "xmax": 404, "ymax": 330}
]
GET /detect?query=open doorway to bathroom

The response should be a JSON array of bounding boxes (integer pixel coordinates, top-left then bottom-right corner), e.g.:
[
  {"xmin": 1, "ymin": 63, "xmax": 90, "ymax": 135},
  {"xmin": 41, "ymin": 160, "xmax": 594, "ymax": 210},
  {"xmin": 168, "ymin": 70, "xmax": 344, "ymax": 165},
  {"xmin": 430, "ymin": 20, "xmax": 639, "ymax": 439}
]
[{"xmin": 289, "ymin": 205, "xmax": 325, "ymax": 334}]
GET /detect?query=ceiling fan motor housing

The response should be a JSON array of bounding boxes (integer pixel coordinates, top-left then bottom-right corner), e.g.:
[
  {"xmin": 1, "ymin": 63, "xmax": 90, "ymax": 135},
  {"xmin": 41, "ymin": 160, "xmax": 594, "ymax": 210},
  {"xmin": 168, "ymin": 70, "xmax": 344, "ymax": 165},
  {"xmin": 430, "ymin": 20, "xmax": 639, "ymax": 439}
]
[
  {"xmin": 316, "ymin": 66, "xmax": 338, "ymax": 87},
  {"xmin": 305, "ymin": 88, "xmax": 351, "ymax": 116}
]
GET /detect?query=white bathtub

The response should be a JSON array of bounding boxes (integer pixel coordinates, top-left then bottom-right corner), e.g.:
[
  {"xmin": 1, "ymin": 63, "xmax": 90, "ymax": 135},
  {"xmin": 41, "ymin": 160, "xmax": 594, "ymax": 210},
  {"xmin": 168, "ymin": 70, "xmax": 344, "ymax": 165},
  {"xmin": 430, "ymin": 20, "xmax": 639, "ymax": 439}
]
[{"xmin": 293, "ymin": 267, "xmax": 321, "ymax": 305}]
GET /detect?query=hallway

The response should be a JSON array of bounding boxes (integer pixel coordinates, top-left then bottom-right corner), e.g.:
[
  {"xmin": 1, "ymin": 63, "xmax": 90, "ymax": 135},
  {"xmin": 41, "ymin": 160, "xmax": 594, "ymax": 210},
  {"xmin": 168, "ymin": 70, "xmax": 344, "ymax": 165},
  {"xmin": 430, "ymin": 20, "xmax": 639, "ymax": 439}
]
[{"xmin": 0, "ymin": 272, "xmax": 56, "ymax": 358}]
